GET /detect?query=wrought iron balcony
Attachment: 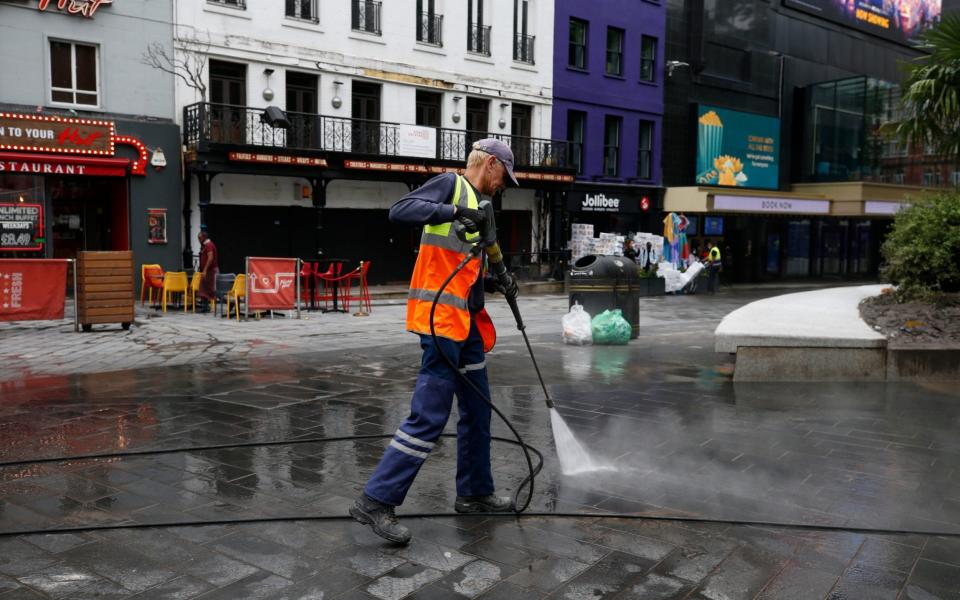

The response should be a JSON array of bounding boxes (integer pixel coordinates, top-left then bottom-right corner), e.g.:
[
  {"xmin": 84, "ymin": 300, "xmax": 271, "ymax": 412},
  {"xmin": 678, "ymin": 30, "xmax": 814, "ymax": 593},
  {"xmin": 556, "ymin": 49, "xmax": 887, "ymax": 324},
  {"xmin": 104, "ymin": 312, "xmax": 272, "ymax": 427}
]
[
  {"xmin": 183, "ymin": 103, "xmax": 572, "ymax": 171},
  {"xmin": 513, "ymin": 33, "xmax": 535, "ymax": 64},
  {"xmin": 417, "ymin": 11, "xmax": 443, "ymax": 46},
  {"xmin": 352, "ymin": 0, "xmax": 381, "ymax": 35},
  {"xmin": 468, "ymin": 23, "xmax": 491, "ymax": 56}
]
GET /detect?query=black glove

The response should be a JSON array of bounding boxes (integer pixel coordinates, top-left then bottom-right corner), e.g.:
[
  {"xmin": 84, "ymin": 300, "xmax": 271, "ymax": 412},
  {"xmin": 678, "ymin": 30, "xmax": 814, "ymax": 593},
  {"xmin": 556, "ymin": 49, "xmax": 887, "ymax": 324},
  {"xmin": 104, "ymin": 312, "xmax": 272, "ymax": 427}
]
[
  {"xmin": 455, "ymin": 206, "xmax": 485, "ymax": 234},
  {"xmin": 495, "ymin": 273, "xmax": 519, "ymax": 301}
]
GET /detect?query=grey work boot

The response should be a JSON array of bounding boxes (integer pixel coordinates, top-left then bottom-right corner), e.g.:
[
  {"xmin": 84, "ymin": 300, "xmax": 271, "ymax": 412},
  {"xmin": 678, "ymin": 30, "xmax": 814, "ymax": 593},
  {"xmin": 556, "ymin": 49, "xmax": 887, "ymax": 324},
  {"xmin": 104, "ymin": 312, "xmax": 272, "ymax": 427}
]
[
  {"xmin": 350, "ymin": 495, "xmax": 411, "ymax": 545},
  {"xmin": 454, "ymin": 494, "xmax": 516, "ymax": 514}
]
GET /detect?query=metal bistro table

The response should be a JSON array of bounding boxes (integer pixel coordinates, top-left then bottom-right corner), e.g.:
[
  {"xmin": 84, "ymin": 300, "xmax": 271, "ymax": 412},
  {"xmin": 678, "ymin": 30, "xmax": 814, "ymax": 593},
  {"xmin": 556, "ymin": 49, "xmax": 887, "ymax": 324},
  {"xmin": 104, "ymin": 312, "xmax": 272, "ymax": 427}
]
[{"xmin": 315, "ymin": 257, "xmax": 349, "ymax": 313}]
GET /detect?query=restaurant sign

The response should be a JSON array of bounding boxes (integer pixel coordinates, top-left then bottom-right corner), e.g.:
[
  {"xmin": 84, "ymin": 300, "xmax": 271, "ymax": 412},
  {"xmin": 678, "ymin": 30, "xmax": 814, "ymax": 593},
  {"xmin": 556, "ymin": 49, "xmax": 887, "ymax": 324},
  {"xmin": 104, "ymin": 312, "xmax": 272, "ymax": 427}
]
[
  {"xmin": 38, "ymin": 0, "xmax": 113, "ymax": 18},
  {"xmin": 0, "ymin": 113, "xmax": 115, "ymax": 156},
  {"xmin": 566, "ymin": 190, "xmax": 650, "ymax": 213},
  {"xmin": 0, "ymin": 204, "xmax": 44, "ymax": 251}
]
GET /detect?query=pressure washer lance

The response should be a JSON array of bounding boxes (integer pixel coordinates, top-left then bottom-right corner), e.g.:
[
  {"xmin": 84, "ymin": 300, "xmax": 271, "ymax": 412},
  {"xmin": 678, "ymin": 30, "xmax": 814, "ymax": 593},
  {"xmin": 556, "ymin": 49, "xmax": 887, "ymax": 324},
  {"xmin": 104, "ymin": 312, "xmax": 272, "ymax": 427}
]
[{"xmin": 454, "ymin": 200, "xmax": 553, "ymax": 409}]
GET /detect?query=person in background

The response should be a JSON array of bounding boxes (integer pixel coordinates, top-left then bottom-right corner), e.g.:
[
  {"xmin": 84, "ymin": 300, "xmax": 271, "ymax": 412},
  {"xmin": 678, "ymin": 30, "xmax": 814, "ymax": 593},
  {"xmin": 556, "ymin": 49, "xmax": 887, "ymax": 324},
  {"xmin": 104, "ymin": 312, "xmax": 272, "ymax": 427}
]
[
  {"xmin": 197, "ymin": 230, "xmax": 218, "ymax": 312},
  {"xmin": 623, "ymin": 238, "xmax": 639, "ymax": 262},
  {"xmin": 706, "ymin": 241, "xmax": 722, "ymax": 294}
]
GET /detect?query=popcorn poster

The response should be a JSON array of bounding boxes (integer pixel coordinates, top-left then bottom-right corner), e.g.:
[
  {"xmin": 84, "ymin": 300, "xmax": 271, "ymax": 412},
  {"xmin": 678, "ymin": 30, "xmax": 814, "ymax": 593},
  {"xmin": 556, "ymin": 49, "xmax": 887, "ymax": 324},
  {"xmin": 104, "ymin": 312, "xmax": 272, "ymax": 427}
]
[{"xmin": 695, "ymin": 105, "xmax": 780, "ymax": 191}]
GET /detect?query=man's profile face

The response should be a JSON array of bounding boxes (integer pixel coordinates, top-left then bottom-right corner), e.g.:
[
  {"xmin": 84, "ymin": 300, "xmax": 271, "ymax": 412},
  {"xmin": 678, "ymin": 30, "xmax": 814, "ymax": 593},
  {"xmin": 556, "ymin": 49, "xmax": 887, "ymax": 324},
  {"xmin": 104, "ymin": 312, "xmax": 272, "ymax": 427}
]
[{"xmin": 484, "ymin": 156, "xmax": 507, "ymax": 195}]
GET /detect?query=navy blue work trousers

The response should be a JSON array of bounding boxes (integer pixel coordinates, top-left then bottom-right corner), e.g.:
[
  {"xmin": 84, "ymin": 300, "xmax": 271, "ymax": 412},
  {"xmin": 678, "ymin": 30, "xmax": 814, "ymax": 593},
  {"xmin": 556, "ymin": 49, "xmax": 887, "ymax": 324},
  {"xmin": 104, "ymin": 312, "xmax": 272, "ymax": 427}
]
[{"xmin": 363, "ymin": 318, "xmax": 493, "ymax": 506}]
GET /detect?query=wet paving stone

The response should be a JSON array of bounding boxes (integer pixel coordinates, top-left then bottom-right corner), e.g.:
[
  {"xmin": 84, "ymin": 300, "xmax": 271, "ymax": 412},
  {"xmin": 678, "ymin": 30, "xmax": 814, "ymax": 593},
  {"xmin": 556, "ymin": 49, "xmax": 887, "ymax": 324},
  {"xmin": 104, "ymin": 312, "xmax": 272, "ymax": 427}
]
[{"xmin": 3, "ymin": 290, "xmax": 960, "ymax": 597}]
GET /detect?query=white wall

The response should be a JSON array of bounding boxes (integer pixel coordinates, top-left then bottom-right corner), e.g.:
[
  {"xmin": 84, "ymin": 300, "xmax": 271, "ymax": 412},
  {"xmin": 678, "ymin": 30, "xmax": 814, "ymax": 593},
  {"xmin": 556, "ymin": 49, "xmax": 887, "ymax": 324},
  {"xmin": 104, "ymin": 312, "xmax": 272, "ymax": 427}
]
[
  {"xmin": 0, "ymin": 0, "xmax": 175, "ymax": 119},
  {"xmin": 177, "ymin": 0, "xmax": 555, "ymax": 259}
]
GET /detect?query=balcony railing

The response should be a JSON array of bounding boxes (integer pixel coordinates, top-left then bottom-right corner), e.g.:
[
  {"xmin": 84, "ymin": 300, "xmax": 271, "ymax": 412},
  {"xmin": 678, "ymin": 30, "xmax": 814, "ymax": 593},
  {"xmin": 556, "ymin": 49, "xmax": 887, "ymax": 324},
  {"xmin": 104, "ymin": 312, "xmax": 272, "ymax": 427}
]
[
  {"xmin": 468, "ymin": 23, "xmax": 491, "ymax": 55},
  {"xmin": 417, "ymin": 11, "xmax": 443, "ymax": 46},
  {"xmin": 352, "ymin": 0, "xmax": 381, "ymax": 35},
  {"xmin": 285, "ymin": 0, "xmax": 317, "ymax": 23},
  {"xmin": 183, "ymin": 103, "xmax": 572, "ymax": 171},
  {"xmin": 513, "ymin": 33, "xmax": 535, "ymax": 64}
]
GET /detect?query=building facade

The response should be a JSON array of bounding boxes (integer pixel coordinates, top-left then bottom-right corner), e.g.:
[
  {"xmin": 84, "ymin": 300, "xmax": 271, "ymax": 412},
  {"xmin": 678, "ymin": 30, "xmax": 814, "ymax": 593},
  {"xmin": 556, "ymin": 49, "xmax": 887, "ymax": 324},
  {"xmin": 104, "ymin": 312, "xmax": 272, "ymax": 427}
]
[
  {"xmin": 551, "ymin": 0, "xmax": 666, "ymax": 242},
  {"xmin": 662, "ymin": 0, "xmax": 959, "ymax": 283},
  {"xmin": 0, "ymin": 0, "xmax": 182, "ymax": 272},
  {"xmin": 176, "ymin": 0, "xmax": 571, "ymax": 284}
]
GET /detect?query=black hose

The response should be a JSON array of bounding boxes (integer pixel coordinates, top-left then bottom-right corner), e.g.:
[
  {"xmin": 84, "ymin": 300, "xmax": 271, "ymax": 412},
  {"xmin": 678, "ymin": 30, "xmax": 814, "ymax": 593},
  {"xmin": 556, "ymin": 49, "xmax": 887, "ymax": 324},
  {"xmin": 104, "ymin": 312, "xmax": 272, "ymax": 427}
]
[
  {"xmin": 428, "ymin": 248, "xmax": 541, "ymax": 513},
  {"xmin": 3, "ymin": 436, "xmax": 960, "ymax": 539}
]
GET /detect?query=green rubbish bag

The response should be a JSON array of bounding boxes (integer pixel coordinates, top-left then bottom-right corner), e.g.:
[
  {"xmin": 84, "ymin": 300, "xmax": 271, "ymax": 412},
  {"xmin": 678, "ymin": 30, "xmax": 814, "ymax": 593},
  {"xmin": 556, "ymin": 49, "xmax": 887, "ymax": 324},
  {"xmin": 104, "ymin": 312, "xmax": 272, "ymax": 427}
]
[{"xmin": 591, "ymin": 309, "xmax": 631, "ymax": 345}]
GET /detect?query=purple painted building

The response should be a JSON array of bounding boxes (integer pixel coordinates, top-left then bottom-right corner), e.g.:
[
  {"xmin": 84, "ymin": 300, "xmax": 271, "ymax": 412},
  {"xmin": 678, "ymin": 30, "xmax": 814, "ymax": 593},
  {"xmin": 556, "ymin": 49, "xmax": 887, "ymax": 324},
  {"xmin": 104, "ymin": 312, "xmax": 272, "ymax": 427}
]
[{"xmin": 552, "ymin": 0, "xmax": 665, "ymax": 234}]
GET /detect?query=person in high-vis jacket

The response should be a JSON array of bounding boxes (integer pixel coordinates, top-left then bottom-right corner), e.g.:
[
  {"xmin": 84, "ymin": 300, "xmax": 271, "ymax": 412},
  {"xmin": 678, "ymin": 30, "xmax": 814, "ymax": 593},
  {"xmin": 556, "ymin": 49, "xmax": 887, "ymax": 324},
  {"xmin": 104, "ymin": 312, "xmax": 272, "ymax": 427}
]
[{"xmin": 350, "ymin": 139, "xmax": 520, "ymax": 545}]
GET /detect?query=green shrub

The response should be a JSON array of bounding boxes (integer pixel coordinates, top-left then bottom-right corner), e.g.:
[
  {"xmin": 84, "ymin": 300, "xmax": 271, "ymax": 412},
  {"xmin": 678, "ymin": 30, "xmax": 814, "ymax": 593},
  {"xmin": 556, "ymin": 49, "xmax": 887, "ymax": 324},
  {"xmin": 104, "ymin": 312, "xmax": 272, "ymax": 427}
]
[{"xmin": 881, "ymin": 191, "xmax": 960, "ymax": 299}]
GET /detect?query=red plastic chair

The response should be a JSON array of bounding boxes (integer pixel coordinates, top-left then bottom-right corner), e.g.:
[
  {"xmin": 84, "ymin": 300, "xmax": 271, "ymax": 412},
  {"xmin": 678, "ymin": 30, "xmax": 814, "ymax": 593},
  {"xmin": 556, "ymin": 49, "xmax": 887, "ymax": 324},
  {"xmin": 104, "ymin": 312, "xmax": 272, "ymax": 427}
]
[
  {"xmin": 140, "ymin": 264, "xmax": 165, "ymax": 306},
  {"xmin": 340, "ymin": 261, "xmax": 372, "ymax": 314},
  {"xmin": 299, "ymin": 261, "xmax": 315, "ymax": 305},
  {"xmin": 316, "ymin": 261, "xmax": 344, "ymax": 311}
]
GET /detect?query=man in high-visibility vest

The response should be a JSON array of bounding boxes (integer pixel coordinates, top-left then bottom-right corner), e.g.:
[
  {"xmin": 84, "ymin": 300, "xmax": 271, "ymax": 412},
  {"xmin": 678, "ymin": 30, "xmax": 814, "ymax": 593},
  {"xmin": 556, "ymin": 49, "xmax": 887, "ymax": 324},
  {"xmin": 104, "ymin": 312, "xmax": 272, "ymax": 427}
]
[
  {"xmin": 706, "ymin": 241, "xmax": 722, "ymax": 294},
  {"xmin": 350, "ymin": 139, "xmax": 519, "ymax": 545}
]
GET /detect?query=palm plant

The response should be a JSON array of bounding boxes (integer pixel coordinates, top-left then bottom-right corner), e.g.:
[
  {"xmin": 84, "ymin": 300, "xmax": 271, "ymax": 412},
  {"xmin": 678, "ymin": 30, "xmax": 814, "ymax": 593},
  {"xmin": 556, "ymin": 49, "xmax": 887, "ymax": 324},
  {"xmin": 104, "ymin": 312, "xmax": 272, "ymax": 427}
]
[{"xmin": 891, "ymin": 14, "xmax": 960, "ymax": 161}]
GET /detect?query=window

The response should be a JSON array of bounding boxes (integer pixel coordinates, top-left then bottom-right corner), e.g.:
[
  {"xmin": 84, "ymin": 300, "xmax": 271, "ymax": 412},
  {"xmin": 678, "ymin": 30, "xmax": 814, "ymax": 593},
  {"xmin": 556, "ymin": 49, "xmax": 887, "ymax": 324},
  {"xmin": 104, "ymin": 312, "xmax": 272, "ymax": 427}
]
[
  {"xmin": 513, "ymin": 0, "xmax": 534, "ymax": 63},
  {"xmin": 50, "ymin": 40, "xmax": 99, "ymax": 106},
  {"xmin": 603, "ymin": 115, "xmax": 621, "ymax": 177},
  {"xmin": 568, "ymin": 18, "xmax": 587, "ymax": 69},
  {"xmin": 415, "ymin": 90, "xmax": 442, "ymax": 127},
  {"xmin": 468, "ymin": 0, "xmax": 490, "ymax": 55},
  {"xmin": 637, "ymin": 120, "xmax": 653, "ymax": 179},
  {"xmin": 208, "ymin": 0, "xmax": 245, "ymax": 7},
  {"xmin": 567, "ymin": 110, "xmax": 586, "ymax": 175},
  {"xmin": 605, "ymin": 27, "xmax": 623, "ymax": 76},
  {"xmin": 417, "ymin": 0, "xmax": 442, "ymax": 45},
  {"xmin": 352, "ymin": 0, "xmax": 382, "ymax": 35},
  {"xmin": 640, "ymin": 35, "xmax": 656, "ymax": 82},
  {"xmin": 285, "ymin": 0, "xmax": 317, "ymax": 22}
]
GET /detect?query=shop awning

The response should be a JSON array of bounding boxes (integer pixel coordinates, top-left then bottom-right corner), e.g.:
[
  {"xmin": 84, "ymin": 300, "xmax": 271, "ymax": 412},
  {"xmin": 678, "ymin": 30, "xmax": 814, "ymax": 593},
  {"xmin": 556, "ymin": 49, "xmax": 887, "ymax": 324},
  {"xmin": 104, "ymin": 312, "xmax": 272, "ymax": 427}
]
[{"xmin": 0, "ymin": 152, "xmax": 131, "ymax": 177}]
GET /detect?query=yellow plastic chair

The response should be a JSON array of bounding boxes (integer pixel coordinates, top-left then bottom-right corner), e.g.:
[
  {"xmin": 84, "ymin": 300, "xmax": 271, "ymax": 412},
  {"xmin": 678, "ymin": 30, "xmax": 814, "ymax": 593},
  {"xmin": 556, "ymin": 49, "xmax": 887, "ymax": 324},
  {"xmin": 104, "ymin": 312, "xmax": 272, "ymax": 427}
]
[
  {"xmin": 161, "ymin": 272, "xmax": 189, "ymax": 313},
  {"xmin": 225, "ymin": 274, "xmax": 246, "ymax": 321},
  {"xmin": 140, "ymin": 264, "xmax": 164, "ymax": 306},
  {"xmin": 187, "ymin": 272, "xmax": 202, "ymax": 312}
]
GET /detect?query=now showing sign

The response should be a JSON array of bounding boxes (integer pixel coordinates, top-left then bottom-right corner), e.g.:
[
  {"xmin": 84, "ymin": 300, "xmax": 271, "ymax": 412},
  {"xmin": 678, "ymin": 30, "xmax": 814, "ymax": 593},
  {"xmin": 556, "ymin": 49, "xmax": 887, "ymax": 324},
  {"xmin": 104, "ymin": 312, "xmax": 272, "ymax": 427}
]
[{"xmin": 713, "ymin": 194, "xmax": 830, "ymax": 215}]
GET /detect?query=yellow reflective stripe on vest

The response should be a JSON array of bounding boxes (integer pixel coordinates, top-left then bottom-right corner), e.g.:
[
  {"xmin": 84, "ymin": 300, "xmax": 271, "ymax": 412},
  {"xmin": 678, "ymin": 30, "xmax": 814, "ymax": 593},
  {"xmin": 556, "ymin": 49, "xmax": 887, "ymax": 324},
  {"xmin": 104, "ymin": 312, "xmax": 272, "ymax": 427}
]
[{"xmin": 423, "ymin": 175, "xmax": 479, "ymax": 246}]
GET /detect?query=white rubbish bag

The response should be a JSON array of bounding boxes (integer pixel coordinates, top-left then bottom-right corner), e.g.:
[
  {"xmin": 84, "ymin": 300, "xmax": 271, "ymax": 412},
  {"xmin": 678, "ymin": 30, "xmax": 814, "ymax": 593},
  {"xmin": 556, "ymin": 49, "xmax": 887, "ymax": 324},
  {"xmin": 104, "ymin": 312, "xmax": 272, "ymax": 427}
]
[{"xmin": 562, "ymin": 303, "xmax": 593, "ymax": 345}]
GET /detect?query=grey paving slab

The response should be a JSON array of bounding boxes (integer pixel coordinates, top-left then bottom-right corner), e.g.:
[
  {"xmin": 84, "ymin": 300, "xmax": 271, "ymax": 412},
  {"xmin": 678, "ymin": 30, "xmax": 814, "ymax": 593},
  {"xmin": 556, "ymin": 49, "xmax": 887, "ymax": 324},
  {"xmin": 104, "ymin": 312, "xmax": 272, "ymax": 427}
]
[{"xmin": 1, "ymin": 287, "xmax": 960, "ymax": 598}]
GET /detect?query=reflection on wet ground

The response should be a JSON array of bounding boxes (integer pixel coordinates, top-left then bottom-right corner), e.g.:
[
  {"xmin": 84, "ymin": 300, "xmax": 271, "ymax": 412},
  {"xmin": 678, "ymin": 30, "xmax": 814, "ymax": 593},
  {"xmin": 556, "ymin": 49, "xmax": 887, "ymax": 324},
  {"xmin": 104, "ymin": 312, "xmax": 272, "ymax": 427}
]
[{"xmin": 2, "ymin": 290, "xmax": 960, "ymax": 598}]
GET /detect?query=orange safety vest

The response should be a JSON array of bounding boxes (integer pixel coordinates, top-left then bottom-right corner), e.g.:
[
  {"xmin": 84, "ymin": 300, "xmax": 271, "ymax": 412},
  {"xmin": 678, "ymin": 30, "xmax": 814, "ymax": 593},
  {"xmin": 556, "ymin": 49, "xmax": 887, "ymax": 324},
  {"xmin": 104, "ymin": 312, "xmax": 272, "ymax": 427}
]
[{"xmin": 406, "ymin": 175, "xmax": 496, "ymax": 352}]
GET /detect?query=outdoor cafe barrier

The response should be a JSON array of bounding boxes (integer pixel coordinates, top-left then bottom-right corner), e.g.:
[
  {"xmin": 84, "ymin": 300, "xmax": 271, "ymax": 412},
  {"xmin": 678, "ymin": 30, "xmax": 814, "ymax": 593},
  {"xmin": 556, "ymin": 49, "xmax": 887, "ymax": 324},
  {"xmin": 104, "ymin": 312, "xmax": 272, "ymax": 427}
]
[
  {"xmin": 0, "ymin": 258, "xmax": 79, "ymax": 331},
  {"xmin": 245, "ymin": 256, "xmax": 301, "ymax": 320}
]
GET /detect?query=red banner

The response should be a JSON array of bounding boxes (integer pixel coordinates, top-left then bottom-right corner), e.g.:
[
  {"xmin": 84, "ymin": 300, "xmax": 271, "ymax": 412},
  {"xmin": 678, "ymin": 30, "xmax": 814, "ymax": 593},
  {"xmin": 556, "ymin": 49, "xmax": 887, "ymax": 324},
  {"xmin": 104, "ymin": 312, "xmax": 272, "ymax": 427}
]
[
  {"xmin": 247, "ymin": 257, "xmax": 298, "ymax": 311},
  {"xmin": 0, "ymin": 259, "xmax": 68, "ymax": 321}
]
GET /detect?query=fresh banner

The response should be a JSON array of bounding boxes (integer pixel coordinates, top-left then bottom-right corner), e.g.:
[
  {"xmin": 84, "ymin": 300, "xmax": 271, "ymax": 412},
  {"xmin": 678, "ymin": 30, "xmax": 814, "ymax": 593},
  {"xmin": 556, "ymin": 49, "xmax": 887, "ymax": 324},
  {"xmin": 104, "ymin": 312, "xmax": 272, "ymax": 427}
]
[
  {"xmin": 783, "ymin": 0, "xmax": 941, "ymax": 45},
  {"xmin": 247, "ymin": 257, "xmax": 297, "ymax": 311},
  {"xmin": 0, "ymin": 259, "xmax": 68, "ymax": 321},
  {"xmin": 696, "ymin": 105, "xmax": 780, "ymax": 191}
]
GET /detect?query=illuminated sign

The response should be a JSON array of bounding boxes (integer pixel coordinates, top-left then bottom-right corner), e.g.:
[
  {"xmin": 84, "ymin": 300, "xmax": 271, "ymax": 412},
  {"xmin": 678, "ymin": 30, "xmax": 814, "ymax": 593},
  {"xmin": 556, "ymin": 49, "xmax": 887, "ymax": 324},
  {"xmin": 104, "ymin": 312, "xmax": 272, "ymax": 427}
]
[
  {"xmin": 0, "ymin": 204, "xmax": 44, "ymax": 251},
  {"xmin": 37, "ymin": 0, "xmax": 113, "ymax": 18},
  {"xmin": 344, "ymin": 160, "xmax": 576, "ymax": 182},
  {"xmin": 783, "ymin": 0, "xmax": 941, "ymax": 44},
  {"xmin": 0, "ymin": 113, "xmax": 115, "ymax": 156},
  {"xmin": 713, "ymin": 195, "xmax": 830, "ymax": 214},
  {"xmin": 696, "ymin": 105, "xmax": 780, "ymax": 191}
]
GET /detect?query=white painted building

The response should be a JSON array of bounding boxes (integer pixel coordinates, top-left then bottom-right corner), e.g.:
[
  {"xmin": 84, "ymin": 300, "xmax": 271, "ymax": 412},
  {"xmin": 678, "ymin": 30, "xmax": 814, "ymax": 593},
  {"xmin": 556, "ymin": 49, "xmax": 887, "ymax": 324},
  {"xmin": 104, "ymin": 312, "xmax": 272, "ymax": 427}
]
[{"xmin": 174, "ymin": 0, "xmax": 558, "ymax": 282}]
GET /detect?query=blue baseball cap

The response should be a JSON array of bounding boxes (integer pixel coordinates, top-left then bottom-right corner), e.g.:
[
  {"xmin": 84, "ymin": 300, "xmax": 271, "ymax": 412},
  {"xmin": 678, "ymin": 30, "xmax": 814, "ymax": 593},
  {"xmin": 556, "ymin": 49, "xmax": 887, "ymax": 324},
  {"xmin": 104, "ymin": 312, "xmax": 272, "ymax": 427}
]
[{"xmin": 472, "ymin": 138, "xmax": 519, "ymax": 186}]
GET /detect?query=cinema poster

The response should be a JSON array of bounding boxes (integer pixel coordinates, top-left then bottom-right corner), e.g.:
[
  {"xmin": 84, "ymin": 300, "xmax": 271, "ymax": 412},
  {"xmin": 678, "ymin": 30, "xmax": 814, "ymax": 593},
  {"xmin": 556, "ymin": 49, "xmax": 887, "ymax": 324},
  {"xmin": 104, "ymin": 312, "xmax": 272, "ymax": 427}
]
[{"xmin": 784, "ymin": 0, "xmax": 942, "ymax": 45}]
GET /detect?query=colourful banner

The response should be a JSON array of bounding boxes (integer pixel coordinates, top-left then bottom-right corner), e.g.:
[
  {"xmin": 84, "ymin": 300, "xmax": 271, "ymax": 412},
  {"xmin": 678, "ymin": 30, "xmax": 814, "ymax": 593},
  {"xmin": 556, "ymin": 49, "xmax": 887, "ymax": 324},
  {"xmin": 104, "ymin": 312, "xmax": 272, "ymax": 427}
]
[
  {"xmin": 0, "ymin": 259, "xmax": 68, "ymax": 321},
  {"xmin": 247, "ymin": 257, "xmax": 297, "ymax": 311}
]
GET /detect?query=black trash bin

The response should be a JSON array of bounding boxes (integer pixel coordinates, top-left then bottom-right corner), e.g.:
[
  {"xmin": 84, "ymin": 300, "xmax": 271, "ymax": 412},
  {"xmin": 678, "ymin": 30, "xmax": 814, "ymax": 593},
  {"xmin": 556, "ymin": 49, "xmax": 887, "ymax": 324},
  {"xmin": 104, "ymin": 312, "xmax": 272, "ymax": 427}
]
[{"xmin": 567, "ymin": 254, "xmax": 641, "ymax": 339}]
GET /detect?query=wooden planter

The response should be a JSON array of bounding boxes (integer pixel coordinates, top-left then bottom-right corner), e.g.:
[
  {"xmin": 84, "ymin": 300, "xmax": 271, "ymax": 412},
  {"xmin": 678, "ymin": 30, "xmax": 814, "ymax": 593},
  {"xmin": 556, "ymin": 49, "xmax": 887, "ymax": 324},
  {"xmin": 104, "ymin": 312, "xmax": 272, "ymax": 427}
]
[{"xmin": 77, "ymin": 251, "xmax": 135, "ymax": 332}]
